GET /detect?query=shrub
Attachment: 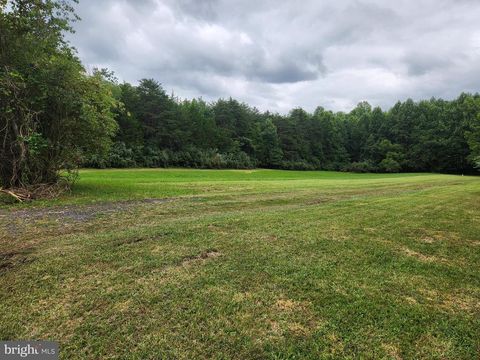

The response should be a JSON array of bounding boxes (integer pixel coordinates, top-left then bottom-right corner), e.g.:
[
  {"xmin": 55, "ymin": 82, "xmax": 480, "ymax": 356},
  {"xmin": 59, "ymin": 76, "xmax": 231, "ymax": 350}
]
[
  {"xmin": 280, "ymin": 161, "xmax": 316, "ymax": 171},
  {"xmin": 343, "ymin": 161, "xmax": 377, "ymax": 173},
  {"xmin": 379, "ymin": 158, "xmax": 401, "ymax": 173}
]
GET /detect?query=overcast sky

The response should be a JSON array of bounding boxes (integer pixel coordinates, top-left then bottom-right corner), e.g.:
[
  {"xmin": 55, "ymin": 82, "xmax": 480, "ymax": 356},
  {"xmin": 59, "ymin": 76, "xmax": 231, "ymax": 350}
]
[{"xmin": 68, "ymin": 0, "xmax": 480, "ymax": 113}]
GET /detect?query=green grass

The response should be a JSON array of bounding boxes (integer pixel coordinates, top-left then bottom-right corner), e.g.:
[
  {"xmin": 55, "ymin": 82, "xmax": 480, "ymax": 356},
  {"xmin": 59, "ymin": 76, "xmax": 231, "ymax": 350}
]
[{"xmin": 1, "ymin": 169, "xmax": 479, "ymax": 359}]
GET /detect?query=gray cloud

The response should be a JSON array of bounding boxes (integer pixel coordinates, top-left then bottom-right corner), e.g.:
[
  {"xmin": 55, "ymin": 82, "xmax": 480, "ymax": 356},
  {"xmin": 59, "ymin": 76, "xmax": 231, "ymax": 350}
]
[
  {"xmin": 68, "ymin": 0, "xmax": 480, "ymax": 113},
  {"xmin": 404, "ymin": 51, "xmax": 454, "ymax": 76},
  {"xmin": 168, "ymin": 0, "xmax": 219, "ymax": 22}
]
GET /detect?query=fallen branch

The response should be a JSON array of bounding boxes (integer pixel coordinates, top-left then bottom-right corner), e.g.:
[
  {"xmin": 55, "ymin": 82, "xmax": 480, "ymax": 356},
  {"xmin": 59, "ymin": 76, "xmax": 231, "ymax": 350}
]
[
  {"xmin": 0, "ymin": 183, "xmax": 69, "ymax": 203},
  {"xmin": 0, "ymin": 188, "xmax": 29, "ymax": 202}
]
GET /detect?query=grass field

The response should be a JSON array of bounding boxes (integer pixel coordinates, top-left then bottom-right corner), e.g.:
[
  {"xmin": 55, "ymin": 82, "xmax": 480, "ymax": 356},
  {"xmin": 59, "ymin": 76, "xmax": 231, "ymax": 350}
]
[{"xmin": 1, "ymin": 169, "xmax": 479, "ymax": 359}]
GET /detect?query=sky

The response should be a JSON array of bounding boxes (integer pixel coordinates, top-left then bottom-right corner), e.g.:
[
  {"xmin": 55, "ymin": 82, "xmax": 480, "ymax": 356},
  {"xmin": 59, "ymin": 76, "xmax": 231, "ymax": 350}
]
[{"xmin": 68, "ymin": 0, "xmax": 480, "ymax": 113}]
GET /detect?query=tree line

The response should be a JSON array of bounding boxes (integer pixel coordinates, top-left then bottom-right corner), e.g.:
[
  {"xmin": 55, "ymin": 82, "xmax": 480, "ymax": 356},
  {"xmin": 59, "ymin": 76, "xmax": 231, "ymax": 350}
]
[
  {"xmin": 87, "ymin": 76, "xmax": 480, "ymax": 174},
  {"xmin": 1, "ymin": 0, "xmax": 479, "ymax": 195}
]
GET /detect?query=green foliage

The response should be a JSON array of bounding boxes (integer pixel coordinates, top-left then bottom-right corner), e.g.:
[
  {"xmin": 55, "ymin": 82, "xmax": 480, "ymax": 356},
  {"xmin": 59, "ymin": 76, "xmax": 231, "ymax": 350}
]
[
  {"xmin": 85, "ymin": 86, "xmax": 480, "ymax": 174},
  {"xmin": 474, "ymin": 157, "xmax": 480, "ymax": 169},
  {"xmin": 466, "ymin": 106, "xmax": 480, "ymax": 167},
  {"xmin": 253, "ymin": 118, "xmax": 283, "ymax": 167},
  {"xmin": 379, "ymin": 155, "xmax": 401, "ymax": 173},
  {"xmin": 343, "ymin": 160, "xmax": 377, "ymax": 173},
  {"xmin": 0, "ymin": 0, "xmax": 118, "ymax": 188}
]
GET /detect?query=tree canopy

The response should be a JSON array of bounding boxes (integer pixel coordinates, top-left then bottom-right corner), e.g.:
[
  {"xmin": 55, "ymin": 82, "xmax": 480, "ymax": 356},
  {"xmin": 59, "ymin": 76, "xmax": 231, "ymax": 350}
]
[
  {"xmin": 86, "ymin": 79, "xmax": 480, "ymax": 174},
  {"xmin": 0, "ymin": 0, "xmax": 117, "ymax": 191}
]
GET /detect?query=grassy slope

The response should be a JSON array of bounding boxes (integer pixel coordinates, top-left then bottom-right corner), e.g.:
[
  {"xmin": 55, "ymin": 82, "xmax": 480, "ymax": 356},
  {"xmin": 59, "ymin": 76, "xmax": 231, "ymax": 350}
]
[{"xmin": 0, "ymin": 169, "xmax": 479, "ymax": 359}]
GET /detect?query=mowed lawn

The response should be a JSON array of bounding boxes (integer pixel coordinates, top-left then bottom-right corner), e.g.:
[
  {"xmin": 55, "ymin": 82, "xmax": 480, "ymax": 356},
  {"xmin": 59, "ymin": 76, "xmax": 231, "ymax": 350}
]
[{"xmin": 0, "ymin": 169, "xmax": 479, "ymax": 359}]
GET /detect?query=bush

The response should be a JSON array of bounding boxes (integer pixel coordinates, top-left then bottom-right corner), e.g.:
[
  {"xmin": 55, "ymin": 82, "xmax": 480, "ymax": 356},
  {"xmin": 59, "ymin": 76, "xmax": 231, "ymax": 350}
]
[
  {"xmin": 343, "ymin": 161, "xmax": 377, "ymax": 173},
  {"xmin": 116, "ymin": 147, "xmax": 257, "ymax": 170},
  {"xmin": 224, "ymin": 152, "xmax": 256, "ymax": 169},
  {"xmin": 84, "ymin": 154, "xmax": 108, "ymax": 169},
  {"xmin": 379, "ymin": 158, "xmax": 401, "ymax": 173},
  {"xmin": 280, "ymin": 160, "xmax": 316, "ymax": 170},
  {"xmin": 107, "ymin": 142, "xmax": 136, "ymax": 168},
  {"xmin": 474, "ymin": 156, "xmax": 480, "ymax": 170}
]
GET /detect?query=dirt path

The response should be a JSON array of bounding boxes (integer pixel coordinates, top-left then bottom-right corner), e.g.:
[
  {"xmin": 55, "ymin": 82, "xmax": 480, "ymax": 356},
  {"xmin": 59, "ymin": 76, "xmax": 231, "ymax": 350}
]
[
  {"xmin": 0, "ymin": 198, "xmax": 175, "ymax": 241},
  {"xmin": 0, "ymin": 198, "xmax": 173, "ymax": 222}
]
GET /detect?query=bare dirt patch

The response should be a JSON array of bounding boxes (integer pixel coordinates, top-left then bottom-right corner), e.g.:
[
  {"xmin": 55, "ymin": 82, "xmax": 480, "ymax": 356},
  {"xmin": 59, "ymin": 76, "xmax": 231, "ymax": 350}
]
[
  {"xmin": 419, "ymin": 289, "xmax": 480, "ymax": 314},
  {"xmin": 381, "ymin": 343, "xmax": 403, "ymax": 360},
  {"xmin": 414, "ymin": 334, "xmax": 453, "ymax": 358},
  {"xmin": 0, "ymin": 249, "xmax": 34, "ymax": 273},
  {"xmin": 261, "ymin": 297, "xmax": 321, "ymax": 340},
  {"xmin": 412, "ymin": 229, "xmax": 461, "ymax": 244},
  {"xmin": 1, "ymin": 198, "xmax": 173, "ymax": 223},
  {"xmin": 274, "ymin": 299, "xmax": 307, "ymax": 312},
  {"xmin": 180, "ymin": 250, "xmax": 222, "ymax": 266},
  {"xmin": 0, "ymin": 198, "xmax": 175, "ymax": 240},
  {"xmin": 401, "ymin": 247, "xmax": 448, "ymax": 264},
  {"xmin": 306, "ymin": 198, "xmax": 330, "ymax": 205},
  {"xmin": 207, "ymin": 224, "xmax": 230, "ymax": 235},
  {"xmin": 260, "ymin": 234, "xmax": 278, "ymax": 243},
  {"xmin": 135, "ymin": 249, "xmax": 223, "ymax": 289},
  {"xmin": 404, "ymin": 296, "xmax": 418, "ymax": 305},
  {"xmin": 421, "ymin": 236, "xmax": 435, "ymax": 244}
]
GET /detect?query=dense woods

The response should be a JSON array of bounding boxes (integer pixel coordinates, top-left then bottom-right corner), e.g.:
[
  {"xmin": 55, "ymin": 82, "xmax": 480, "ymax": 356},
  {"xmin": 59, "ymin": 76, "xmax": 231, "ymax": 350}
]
[
  {"xmin": 1, "ymin": 0, "xmax": 479, "ymax": 195},
  {"xmin": 87, "ymin": 77, "xmax": 480, "ymax": 174}
]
